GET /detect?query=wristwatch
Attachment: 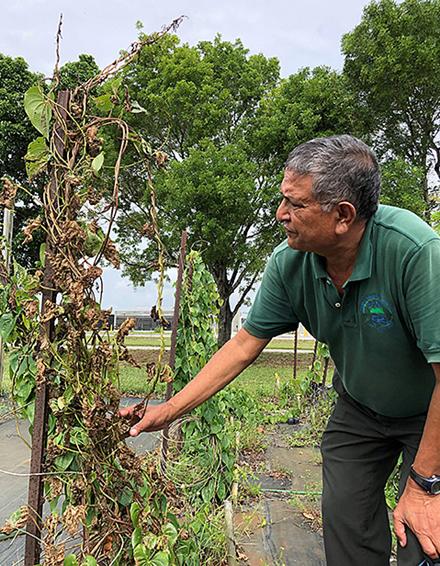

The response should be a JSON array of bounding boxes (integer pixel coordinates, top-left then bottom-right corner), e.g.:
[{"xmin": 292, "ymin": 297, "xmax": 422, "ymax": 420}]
[{"xmin": 410, "ymin": 466, "xmax": 440, "ymax": 495}]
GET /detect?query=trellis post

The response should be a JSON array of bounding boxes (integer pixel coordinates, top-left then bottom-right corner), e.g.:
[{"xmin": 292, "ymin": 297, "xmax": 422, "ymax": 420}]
[
  {"xmin": 24, "ymin": 89, "xmax": 70, "ymax": 566},
  {"xmin": 160, "ymin": 230, "xmax": 188, "ymax": 472}
]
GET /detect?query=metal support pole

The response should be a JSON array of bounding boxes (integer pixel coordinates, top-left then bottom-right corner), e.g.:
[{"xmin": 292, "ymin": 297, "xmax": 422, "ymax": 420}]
[
  {"xmin": 24, "ymin": 90, "xmax": 70, "ymax": 566},
  {"xmin": 161, "ymin": 230, "xmax": 188, "ymax": 472},
  {"xmin": 0, "ymin": 205, "xmax": 14, "ymax": 393}
]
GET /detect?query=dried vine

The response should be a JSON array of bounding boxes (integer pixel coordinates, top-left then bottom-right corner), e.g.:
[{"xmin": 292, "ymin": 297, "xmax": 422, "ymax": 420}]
[{"xmin": 0, "ymin": 21, "xmax": 207, "ymax": 566}]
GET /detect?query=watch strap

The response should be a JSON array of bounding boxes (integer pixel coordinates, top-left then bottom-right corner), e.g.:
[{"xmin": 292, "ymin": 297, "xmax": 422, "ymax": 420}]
[{"xmin": 410, "ymin": 466, "xmax": 440, "ymax": 495}]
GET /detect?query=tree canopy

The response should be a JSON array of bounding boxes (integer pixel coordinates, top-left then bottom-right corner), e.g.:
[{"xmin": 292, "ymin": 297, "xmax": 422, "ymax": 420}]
[
  {"xmin": 116, "ymin": 35, "xmax": 281, "ymax": 344},
  {"xmin": 115, "ymin": 38, "xmax": 366, "ymax": 343},
  {"xmin": 0, "ymin": 54, "xmax": 100, "ymax": 266},
  {"xmin": 3, "ymin": 7, "xmax": 439, "ymax": 339},
  {"xmin": 342, "ymin": 0, "xmax": 440, "ymax": 215},
  {"xmin": 0, "ymin": 54, "xmax": 43, "ymax": 266},
  {"xmin": 252, "ymin": 66, "xmax": 362, "ymax": 173}
]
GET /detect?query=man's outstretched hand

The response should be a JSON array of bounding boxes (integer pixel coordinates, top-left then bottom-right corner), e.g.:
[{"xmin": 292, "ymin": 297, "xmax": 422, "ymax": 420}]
[{"xmin": 119, "ymin": 401, "xmax": 175, "ymax": 437}]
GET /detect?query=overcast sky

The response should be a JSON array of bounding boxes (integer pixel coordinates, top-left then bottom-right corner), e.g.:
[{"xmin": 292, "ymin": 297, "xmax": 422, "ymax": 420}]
[{"xmin": 1, "ymin": 0, "xmax": 373, "ymax": 312}]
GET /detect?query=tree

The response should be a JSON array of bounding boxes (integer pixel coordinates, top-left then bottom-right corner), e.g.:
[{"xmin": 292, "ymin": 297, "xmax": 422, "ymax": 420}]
[
  {"xmin": 116, "ymin": 35, "xmax": 281, "ymax": 345},
  {"xmin": 58, "ymin": 53, "xmax": 100, "ymax": 90},
  {"xmin": 0, "ymin": 54, "xmax": 100, "ymax": 267},
  {"xmin": 252, "ymin": 66, "xmax": 363, "ymax": 173},
  {"xmin": 380, "ymin": 159, "xmax": 426, "ymax": 217},
  {"xmin": 0, "ymin": 54, "xmax": 42, "ymax": 266},
  {"xmin": 116, "ymin": 41, "xmax": 371, "ymax": 344},
  {"xmin": 342, "ymin": 0, "xmax": 440, "ymax": 217}
]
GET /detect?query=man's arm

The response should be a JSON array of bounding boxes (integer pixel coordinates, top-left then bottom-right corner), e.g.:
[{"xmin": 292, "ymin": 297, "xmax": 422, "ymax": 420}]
[
  {"xmin": 119, "ymin": 328, "xmax": 270, "ymax": 436},
  {"xmin": 393, "ymin": 363, "xmax": 440, "ymax": 559}
]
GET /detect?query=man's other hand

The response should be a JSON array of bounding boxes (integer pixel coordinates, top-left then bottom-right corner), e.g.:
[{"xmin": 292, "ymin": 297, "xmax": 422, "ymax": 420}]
[{"xmin": 394, "ymin": 479, "xmax": 440, "ymax": 560}]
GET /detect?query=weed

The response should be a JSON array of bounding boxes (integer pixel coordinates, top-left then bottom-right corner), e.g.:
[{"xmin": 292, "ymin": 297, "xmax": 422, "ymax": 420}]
[{"xmin": 288, "ymin": 387, "xmax": 336, "ymax": 448}]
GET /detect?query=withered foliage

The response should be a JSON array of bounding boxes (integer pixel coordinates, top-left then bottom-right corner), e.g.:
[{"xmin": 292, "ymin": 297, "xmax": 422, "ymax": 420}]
[
  {"xmin": 0, "ymin": 19, "xmax": 186, "ymax": 565},
  {"xmin": 103, "ymin": 238, "xmax": 120, "ymax": 268},
  {"xmin": 23, "ymin": 216, "xmax": 42, "ymax": 243},
  {"xmin": 0, "ymin": 506, "xmax": 29, "ymax": 535},
  {"xmin": 0, "ymin": 177, "xmax": 17, "ymax": 209}
]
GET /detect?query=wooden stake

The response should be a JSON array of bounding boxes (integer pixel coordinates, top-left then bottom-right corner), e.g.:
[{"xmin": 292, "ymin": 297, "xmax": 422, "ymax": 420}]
[{"xmin": 160, "ymin": 230, "xmax": 188, "ymax": 473}]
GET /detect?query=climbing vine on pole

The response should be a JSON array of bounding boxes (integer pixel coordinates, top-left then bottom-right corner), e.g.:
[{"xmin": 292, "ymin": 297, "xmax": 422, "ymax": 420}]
[
  {"xmin": 0, "ymin": 20, "xmax": 214, "ymax": 566},
  {"xmin": 169, "ymin": 251, "xmax": 258, "ymax": 504}
]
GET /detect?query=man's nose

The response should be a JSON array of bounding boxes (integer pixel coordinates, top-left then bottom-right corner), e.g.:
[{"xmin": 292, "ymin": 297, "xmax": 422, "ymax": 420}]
[{"xmin": 276, "ymin": 201, "xmax": 289, "ymax": 222}]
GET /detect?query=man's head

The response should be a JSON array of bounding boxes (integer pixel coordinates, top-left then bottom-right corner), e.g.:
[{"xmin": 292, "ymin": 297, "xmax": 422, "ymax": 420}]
[
  {"xmin": 285, "ymin": 134, "xmax": 380, "ymax": 221},
  {"xmin": 276, "ymin": 135, "xmax": 380, "ymax": 253}
]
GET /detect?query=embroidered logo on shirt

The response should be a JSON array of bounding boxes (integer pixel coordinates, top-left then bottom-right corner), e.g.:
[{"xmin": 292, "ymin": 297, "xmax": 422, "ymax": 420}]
[{"xmin": 360, "ymin": 294, "xmax": 394, "ymax": 331}]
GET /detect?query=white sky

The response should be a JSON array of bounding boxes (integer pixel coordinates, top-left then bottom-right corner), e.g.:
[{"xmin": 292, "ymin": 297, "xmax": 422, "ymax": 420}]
[{"xmin": 1, "ymin": 0, "xmax": 373, "ymax": 311}]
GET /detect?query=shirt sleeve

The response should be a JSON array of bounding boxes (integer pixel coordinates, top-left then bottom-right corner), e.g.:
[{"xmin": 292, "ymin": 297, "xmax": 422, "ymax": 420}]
[
  {"xmin": 243, "ymin": 252, "xmax": 299, "ymax": 339},
  {"xmin": 404, "ymin": 238, "xmax": 440, "ymax": 363}
]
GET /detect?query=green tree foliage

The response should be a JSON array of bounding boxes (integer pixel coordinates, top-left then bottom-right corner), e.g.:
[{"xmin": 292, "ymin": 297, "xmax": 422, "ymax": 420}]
[
  {"xmin": 0, "ymin": 54, "xmax": 43, "ymax": 266},
  {"xmin": 0, "ymin": 54, "xmax": 100, "ymax": 267},
  {"xmin": 342, "ymin": 0, "xmax": 440, "ymax": 215},
  {"xmin": 116, "ymin": 35, "xmax": 281, "ymax": 345},
  {"xmin": 253, "ymin": 66, "xmax": 363, "ymax": 173},
  {"xmin": 380, "ymin": 158, "xmax": 426, "ymax": 217},
  {"xmin": 0, "ymin": 55, "xmax": 38, "ymax": 181},
  {"xmin": 58, "ymin": 54, "xmax": 100, "ymax": 90}
]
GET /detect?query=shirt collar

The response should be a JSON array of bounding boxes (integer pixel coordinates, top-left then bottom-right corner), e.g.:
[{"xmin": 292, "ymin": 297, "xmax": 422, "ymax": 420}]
[{"xmin": 310, "ymin": 214, "xmax": 375, "ymax": 282}]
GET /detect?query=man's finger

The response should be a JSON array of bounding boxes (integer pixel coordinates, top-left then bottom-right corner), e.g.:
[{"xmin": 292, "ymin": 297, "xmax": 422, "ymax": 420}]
[
  {"xmin": 118, "ymin": 405, "xmax": 135, "ymax": 417},
  {"xmin": 393, "ymin": 516, "xmax": 407, "ymax": 548},
  {"xmin": 129, "ymin": 425, "xmax": 140, "ymax": 437},
  {"xmin": 130, "ymin": 413, "xmax": 152, "ymax": 436},
  {"xmin": 417, "ymin": 535, "xmax": 438, "ymax": 560}
]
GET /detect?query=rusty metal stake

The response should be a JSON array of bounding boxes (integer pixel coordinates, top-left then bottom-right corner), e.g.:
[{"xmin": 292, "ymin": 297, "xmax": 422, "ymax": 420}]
[
  {"xmin": 24, "ymin": 90, "xmax": 70, "ymax": 566},
  {"xmin": 160, "ymin": 230, "xmax": 188, "ymax": 473}
]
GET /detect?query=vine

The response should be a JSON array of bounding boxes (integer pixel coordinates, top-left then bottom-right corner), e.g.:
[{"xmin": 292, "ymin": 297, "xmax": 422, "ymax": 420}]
[
  {"xmin": 0, "ymin": 21, "xmax": 211, "ymax": 566},
  {"xmin": 169, "ymin": 251, "xmax": 258, "ymax": 504}
]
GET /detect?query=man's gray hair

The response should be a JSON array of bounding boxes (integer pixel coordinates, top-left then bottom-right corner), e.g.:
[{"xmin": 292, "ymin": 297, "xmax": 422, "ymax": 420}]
[{"xmin": 285, "ymin": 134, "xmax": 381, "ymax": 220}]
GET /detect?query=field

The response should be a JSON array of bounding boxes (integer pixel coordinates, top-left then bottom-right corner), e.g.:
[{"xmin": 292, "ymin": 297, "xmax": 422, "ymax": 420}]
[
  {"xmin": 108, "ymin": 331, "xmax": 315, "ymax": 352},
  {"xmin": 1, "ymin": 348, "xmax": 313, "ymax": 403}
]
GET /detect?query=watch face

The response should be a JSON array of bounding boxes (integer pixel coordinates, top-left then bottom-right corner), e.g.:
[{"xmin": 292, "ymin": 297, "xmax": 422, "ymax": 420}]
[{"xmin": 432, "ymin": 480, "xmax": 440, "ymax": 495}]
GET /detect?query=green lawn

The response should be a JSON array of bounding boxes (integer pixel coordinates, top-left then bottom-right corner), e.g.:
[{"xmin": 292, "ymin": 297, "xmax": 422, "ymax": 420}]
[
  {"xmin": 124, "ymin": 335, "xmax": 171, "ymax": 347},
  {"xmin": 119, "ymin": 361, "xmax": 303, "ymax": 399},
  {"xmin": 267, "ymin": 338, "xmax": 314, "ymax": 351},
  {"xmin": 121, "ymin": 335, "xmax": 314, "ymax": 351},
  {"xmin": 1, "ymin": 350, "xmax": 307, "ymax": 401}
]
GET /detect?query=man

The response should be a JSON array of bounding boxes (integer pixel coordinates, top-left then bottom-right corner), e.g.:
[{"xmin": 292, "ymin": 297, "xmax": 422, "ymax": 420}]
[{"xmin": 121, "ymin": 135, "xmax": 440, "ymax": 565}]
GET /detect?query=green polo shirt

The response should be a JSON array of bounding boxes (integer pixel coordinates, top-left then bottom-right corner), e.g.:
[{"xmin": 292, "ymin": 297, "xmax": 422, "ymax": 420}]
[{"xmin": 244, "ymin": 205, "xmax": 440, "ymax": 417}]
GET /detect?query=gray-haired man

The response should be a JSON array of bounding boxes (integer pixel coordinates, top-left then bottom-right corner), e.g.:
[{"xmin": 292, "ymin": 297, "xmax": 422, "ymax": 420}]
[{"xmin": 121, "ymin": 135, "xmax": 440, "ymax": 565}]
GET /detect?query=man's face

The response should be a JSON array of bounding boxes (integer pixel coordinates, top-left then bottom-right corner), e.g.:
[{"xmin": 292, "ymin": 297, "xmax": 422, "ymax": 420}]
[{"xmin": 276, "ymin": 170, "xmax": 337, "ymax": 253}]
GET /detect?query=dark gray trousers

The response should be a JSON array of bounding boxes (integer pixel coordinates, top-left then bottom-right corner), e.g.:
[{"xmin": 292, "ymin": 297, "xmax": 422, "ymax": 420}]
[{"xmin": 321, "ymin": 379, "xmax": 434, "ymax": 566}]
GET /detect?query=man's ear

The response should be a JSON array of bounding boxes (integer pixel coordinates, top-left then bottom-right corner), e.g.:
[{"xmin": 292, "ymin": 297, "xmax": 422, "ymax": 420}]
[{"xmin": 334, "ymin": 202, "xmax": 357, "ymax": 234}]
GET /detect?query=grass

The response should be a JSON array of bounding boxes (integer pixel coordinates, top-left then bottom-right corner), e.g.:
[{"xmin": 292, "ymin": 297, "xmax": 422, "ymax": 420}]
[
  {"xmin": 1, "ymin": 348, "xmax": 306, "ymax": 399},
  {"xmin": 232, "ymin": 365, "xmax": 302, "ymax": 397},
  {"xmin": 118, "ymin": 364, "xmax": 166, "ymax": 397},
  {"xmin": 268, "ymin": 338, "xmax": 314, "ymax": 351},
  {"xmin": 124, "ymin": 335, "xmax": 171, "ymax": 347},
  {"xmin": 86, "ymin": 330, "xmax": 316, "ymax": 351},
  {"xmin": 118, "ymin": 361, "xmax": 305, "ymax": 399},
  {"xmin": 121, "ymin": 335, "xmax": 314, "ymax": 351}
]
